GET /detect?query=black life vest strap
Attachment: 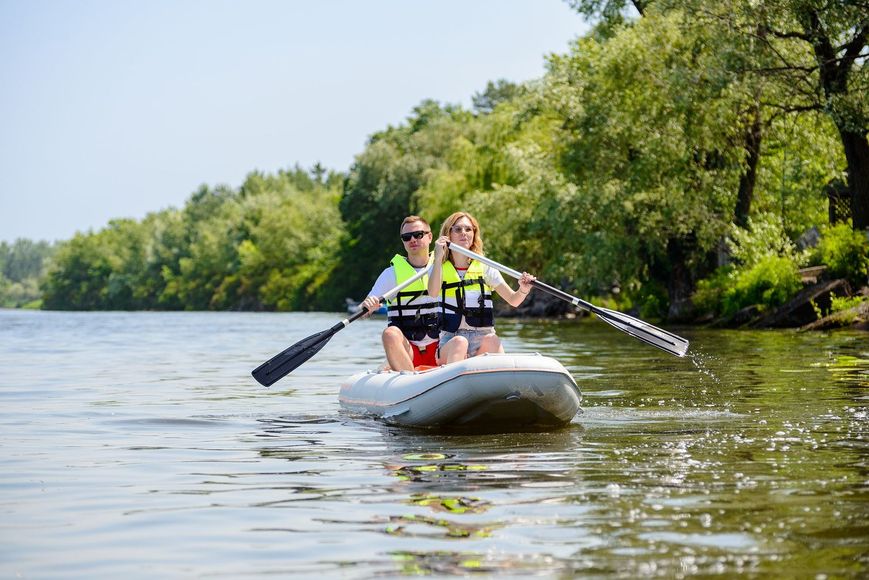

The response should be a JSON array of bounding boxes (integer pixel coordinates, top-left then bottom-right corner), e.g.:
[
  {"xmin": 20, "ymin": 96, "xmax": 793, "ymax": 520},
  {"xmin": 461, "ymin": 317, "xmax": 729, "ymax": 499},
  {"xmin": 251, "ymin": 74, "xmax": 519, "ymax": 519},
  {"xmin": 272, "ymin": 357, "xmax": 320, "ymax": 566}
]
[
  {"xmin": 472, "ymin": 278, "xmax": 487, "ymax": 316},
  {"xmin": 440, "ymin": 277, "xmax": 489, "ymax": 316},
  {"xmin": 390, "ymin": 289, "xmax": 439, "ymax": 340},
  {"xmin": 389, "ymin": 289, "xmax": 432, "ymax": 316}
]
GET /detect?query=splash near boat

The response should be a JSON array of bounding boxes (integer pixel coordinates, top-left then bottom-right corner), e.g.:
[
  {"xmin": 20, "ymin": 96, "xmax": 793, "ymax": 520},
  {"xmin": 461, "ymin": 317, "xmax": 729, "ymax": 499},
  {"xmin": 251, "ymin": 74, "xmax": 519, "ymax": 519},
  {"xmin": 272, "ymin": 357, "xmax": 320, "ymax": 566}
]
[{"xmin": 339, "ymin": 352, "xmax": 581, "ymax": 431}]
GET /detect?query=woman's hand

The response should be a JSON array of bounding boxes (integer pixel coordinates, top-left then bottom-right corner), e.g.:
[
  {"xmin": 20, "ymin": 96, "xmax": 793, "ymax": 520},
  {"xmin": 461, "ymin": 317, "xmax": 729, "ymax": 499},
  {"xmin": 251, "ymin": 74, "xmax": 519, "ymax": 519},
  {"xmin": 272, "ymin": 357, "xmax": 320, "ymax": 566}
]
[
  {"xmin": 428, "ymin": 237, "xmax": 447, "ymax": 297},
  {"xmin": 498, "ymin": 272, "xmax": 537, "ymax": 307},
  {"xmin": 433, "ymin": 236, "xmax": 449, "ymax": 260},
  {"xmin": 518, "ymin": 272, "xmax": 536, "ymax": 295}
]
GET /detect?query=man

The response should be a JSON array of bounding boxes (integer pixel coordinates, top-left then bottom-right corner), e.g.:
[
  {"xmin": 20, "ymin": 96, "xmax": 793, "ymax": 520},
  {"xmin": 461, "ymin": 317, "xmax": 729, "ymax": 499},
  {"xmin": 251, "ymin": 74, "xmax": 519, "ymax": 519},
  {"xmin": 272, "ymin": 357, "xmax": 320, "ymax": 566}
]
[{"xmin": 361, "ymin": 216, "xmax": 439, "ymax": 371}]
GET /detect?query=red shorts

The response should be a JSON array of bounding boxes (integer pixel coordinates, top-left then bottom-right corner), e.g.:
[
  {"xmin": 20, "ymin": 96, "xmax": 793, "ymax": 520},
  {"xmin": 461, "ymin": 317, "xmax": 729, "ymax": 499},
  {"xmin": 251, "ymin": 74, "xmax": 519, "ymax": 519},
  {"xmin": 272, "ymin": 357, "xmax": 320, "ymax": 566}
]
[{"xmin": 411, "ymin": 342, "xmax": 438, "ymax": 368}]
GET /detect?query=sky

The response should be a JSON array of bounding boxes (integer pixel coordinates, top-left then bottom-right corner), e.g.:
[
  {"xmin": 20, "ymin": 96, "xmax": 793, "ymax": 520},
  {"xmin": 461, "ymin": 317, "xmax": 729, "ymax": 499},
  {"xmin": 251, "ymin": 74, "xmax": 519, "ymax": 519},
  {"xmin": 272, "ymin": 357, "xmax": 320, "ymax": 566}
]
[{"xmin": 0, "ymin": 0, "xmax": 587, "ymax": 243}]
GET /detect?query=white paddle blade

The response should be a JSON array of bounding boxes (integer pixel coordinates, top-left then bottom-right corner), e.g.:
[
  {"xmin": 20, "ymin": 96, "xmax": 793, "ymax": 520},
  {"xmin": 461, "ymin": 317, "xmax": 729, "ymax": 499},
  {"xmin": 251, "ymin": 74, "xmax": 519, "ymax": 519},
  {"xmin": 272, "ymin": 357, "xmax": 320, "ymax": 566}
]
[{"xmin": 595, "ymin": 307, "xmax": 689, "ymax": 357}]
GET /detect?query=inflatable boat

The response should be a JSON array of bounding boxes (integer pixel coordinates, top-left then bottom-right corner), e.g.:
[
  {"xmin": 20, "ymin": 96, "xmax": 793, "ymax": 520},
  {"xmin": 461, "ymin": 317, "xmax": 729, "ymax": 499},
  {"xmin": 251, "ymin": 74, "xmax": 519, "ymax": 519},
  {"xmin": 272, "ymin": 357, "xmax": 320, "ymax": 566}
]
[{"xmin": 339, "ymin": 353, "xmax": 581, "ymax": 431}]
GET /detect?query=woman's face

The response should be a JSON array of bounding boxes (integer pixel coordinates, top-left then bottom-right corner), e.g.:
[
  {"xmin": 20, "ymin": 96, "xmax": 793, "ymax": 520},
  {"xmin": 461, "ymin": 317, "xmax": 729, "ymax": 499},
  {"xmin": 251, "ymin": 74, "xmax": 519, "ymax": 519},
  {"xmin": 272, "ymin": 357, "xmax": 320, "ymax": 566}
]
[{"xmin": 448, "ymin": 216, "xmax": 475, "ymax": 248}]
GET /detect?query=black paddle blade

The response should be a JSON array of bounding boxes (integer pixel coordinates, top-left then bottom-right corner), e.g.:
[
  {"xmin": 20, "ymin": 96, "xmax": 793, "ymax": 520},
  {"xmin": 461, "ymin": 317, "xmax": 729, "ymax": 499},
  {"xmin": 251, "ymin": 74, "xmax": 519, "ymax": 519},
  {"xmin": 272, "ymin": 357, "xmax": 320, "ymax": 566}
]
[
  {"xmin": 251, "ymin": 326, "xmax": 339, "ymax": 387},
  {"xmin": 595, "ymin": 307, "xmax": 689, "ymax": 357}
]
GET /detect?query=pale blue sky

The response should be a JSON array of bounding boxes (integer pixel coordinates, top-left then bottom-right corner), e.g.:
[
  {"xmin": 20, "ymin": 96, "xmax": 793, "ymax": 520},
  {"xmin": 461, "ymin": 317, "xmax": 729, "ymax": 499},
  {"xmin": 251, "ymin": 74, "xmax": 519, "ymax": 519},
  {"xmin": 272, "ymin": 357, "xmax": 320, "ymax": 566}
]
[{"xmin": 0, "ymin": 0, "xmax": 586, "ymax": 243}]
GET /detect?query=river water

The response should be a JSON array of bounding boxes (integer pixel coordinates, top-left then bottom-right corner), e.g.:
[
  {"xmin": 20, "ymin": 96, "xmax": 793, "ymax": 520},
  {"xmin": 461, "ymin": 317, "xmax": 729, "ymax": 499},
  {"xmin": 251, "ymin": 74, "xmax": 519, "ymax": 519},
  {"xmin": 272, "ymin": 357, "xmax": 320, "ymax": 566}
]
[{"xmin": 1, "ymin": 309, "xmax": 866, "ymax": 578}]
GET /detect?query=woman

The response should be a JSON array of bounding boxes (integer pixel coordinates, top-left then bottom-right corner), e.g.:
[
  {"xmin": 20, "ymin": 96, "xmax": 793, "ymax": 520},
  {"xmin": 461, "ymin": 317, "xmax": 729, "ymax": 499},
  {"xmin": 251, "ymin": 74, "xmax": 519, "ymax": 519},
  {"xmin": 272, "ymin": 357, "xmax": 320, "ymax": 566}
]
[{"xmin": 427, "ymin": 211, "xmax": 535, "ymax": 365}]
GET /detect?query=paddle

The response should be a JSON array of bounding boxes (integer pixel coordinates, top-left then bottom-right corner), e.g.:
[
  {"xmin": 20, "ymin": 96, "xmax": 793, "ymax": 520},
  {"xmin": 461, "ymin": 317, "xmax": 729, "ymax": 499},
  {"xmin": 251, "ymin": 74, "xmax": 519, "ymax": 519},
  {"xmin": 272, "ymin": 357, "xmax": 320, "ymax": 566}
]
[
  {"xmin": 251, "ymin": 264, "xmax": 433, "ymax": 386},
  {"xmin": 446, "ymin": 242, "xmax": 689, "ymax": 357}
]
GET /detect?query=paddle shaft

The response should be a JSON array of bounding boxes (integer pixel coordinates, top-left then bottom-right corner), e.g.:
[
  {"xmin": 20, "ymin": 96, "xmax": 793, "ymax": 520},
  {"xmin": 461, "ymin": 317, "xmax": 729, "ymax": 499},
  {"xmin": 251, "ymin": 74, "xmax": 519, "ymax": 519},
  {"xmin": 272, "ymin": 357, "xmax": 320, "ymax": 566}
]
[
  {"xmin": 334, "ymin": 263, "xmax": 432, "ymax": 326},
  {"xmin": 252, "ymin": 263, "xmax": 432, "ymax": 386},
  {"xmin": 294, "ymin": 262, "xmax": 432, "ymax": 339},
  {"xmin": 380, "ymin": 262, "xmax": 433, "ymax": 303},
  {"xmin": 331, "ymin": 263, "xmax": 432, "ymax": 327},
  {"xmin": 445, "ymin": 242, "xmax": 594, "ymax": 310},
  {"xmin": 445, "ymin": 242, "xmax": 689, "ymax": 357},
  {"xmin": 321, "ymin": 262, "xmax": 435, "ymax": 328}
]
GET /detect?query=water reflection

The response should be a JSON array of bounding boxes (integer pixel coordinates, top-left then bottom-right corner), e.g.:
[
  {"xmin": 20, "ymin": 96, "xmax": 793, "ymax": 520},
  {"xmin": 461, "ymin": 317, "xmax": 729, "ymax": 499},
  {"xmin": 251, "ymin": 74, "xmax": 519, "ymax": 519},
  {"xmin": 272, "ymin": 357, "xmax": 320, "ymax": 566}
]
[
  {"xmin": 252, "ymin": 374, "xmax": 868, "ymax": 578},
  {"xmin": 252, "ymin": 416, "xmax": 592, "ymax": 574},
  {"xmin": 407, "ymin": 493, "xmax": 491, "ymax": 515},
  {"xmin": 377, "ymin": 427, "xmax": 591, "ymax": 574},
  {"xmin": 386, "ymin": 550, "xmax": 565, "ymax": 576},
  {"xmin": 821, "ymin": 354, "xmax": 869, "ymax": 387}
]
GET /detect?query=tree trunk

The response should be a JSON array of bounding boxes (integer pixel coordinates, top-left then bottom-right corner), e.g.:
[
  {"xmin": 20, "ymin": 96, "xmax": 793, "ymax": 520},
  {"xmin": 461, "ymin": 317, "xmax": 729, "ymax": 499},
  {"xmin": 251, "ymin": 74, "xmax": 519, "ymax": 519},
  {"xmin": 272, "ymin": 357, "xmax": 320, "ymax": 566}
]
[
  {"xmin": 838, "ymin": 127, "xmax": 869, "ymax": 231},
  {"xmin": 734, "ymin": 106, "xmax": 762, "ymax": 229},
  {"xmin": 801, "ymin": 8, "xmax": 868, "ymax": 230}
]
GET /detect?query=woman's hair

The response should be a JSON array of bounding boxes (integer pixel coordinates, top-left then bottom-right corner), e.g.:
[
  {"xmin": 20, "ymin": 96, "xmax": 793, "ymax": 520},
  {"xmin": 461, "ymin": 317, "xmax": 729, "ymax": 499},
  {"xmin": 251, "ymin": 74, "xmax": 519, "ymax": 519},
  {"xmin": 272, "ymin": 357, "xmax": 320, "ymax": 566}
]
[{"xmin": 439, "ymin": 211, "xmax": 483, "ymax": 262}]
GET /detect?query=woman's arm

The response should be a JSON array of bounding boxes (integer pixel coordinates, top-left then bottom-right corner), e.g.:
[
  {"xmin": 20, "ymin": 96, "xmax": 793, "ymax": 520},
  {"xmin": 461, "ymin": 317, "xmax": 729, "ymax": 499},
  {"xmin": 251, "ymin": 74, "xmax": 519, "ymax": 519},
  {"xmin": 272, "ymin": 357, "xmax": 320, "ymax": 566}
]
[
  {"xmin": 494, "ymin": 272, "xmax": 536, "ymax": 307},
  {"xmin": 427, "ymin": 236, "xmax": 448, "ymax": 298}
]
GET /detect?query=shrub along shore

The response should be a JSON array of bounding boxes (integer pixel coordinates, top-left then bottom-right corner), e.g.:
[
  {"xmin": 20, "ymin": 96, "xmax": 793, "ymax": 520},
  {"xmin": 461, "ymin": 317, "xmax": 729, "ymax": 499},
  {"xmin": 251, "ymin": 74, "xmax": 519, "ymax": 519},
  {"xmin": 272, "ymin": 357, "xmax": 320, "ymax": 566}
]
[{"xmin": 497, "ymin": 273, "xmax": 869, "ymax": 332}]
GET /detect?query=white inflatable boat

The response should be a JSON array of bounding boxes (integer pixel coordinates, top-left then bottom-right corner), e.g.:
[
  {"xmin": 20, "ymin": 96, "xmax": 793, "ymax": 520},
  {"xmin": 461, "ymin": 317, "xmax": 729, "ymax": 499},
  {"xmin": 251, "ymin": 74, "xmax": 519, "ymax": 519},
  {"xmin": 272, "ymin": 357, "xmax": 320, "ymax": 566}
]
[{"xmin": 339, "ymin": 353, "xmax": 581, "ymax": 431}]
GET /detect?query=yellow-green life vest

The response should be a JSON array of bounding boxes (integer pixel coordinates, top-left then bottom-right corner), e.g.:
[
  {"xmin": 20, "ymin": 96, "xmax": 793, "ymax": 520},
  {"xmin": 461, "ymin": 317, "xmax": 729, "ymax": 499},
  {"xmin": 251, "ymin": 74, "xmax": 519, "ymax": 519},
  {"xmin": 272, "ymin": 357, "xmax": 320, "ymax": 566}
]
[
  {"xmin": 439, "ymin": 259, "xmax": 494, "ymax": 332},
  {"xmin": 387, "ymin": 254, "xmax": 439, "ymax": 344}
]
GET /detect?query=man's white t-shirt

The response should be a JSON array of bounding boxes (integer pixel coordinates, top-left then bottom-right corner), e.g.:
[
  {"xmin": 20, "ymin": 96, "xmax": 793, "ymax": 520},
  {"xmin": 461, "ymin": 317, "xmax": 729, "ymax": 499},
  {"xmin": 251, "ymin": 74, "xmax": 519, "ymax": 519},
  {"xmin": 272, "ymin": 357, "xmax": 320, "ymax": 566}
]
[{"xmin": 368, "ymin": 264, "xmax": 429, "ymax": 297}]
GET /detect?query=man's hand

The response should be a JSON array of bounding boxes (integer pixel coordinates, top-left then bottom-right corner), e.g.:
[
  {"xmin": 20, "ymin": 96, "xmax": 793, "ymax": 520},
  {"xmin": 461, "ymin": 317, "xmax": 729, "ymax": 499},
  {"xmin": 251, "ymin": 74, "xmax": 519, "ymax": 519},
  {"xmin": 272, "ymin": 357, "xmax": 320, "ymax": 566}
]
[{"xmin": 360, "ymin": 295, "xmax": 381, "ymax": 316}]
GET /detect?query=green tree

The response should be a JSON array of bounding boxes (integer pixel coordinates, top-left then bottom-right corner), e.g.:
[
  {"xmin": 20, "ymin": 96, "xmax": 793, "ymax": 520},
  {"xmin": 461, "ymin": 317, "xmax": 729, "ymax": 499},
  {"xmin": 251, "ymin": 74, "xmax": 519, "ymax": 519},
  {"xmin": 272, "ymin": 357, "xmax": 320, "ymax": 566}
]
[
  {"xmin": 42, "ymin": 219, "xmax": 153, "ymax": 310},
  {"xmin": 42, "ymin": 166, "xmax": 345, "ymax": 311},
  {"xmin": 0, "ymin": 238, "xmax": 54, "ymax": 307},
  {"xmin": 544, "ymin": 14, "xmax": 748, "ymax": 317},
  {"xmin": 331, "ymin": 100, "xmax": 475, "ymax": 301},
  {"xmin": 754, "ymin": 0, "xmax": 868, "ymax": 230},
  {"xmin": 472, "ymin": 79, "xmax": 527, "ymax": 114},
  {"xmin": 1, "ymin": 238, "xmax": 53, "ymax": 281},
  {"xmin": 567, "ymin": 0, "xmax": 869, "ymax": 231}
]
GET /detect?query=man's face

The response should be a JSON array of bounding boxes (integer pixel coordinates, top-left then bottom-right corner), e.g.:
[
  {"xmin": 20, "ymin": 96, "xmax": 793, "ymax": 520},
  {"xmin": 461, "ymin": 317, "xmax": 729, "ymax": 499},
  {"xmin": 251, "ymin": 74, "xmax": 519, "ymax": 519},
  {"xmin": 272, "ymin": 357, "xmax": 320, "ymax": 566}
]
[{"xmin": 400, "ymin": 221, "xmax": 432, "ymax": 252}]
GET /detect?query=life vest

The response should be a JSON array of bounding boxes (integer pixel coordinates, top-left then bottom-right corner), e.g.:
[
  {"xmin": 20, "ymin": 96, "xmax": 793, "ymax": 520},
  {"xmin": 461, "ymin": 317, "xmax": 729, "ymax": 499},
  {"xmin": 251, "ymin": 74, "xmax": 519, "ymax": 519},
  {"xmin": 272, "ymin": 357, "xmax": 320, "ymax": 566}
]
[
  {"xmin": 387, "ymin": 254, "xmax": 440, "ymax": 344},
  {"xmin": 439, "ymin": 259, "xmax": 494, "ymax": 332}
]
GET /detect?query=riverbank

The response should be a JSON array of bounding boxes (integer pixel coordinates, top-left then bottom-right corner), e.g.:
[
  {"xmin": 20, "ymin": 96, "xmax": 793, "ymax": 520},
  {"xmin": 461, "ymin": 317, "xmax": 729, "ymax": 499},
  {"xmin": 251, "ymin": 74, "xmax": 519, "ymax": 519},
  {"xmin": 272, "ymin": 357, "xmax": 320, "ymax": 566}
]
[{"xmin": 499, "ymin": 279, "xmax": 869, "ymax": 331}]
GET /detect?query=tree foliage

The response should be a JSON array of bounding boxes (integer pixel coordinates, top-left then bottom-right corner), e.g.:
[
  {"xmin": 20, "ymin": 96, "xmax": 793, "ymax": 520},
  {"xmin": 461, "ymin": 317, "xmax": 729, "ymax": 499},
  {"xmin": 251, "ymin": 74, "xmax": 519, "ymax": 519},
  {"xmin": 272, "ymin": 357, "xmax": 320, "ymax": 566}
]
[
  {"xmin": 42, "ymin": 167, "xmax": 343, "ymax": 311},
  {"xmin": 27, "ymin": 2, "xmax": 864, "ymax": 319},
  {"xmin": 0, "ymin": 239, "xmax": 55, "ymax": 307}
]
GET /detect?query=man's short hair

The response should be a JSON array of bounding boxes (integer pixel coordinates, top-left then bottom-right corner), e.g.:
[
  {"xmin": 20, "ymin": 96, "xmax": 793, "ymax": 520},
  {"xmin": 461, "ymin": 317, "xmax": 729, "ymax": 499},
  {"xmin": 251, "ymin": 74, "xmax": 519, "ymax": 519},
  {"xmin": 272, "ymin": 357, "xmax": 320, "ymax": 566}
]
[{"xmin": 400, "ymin": 215, "xmax": 430, "ymax": 233}]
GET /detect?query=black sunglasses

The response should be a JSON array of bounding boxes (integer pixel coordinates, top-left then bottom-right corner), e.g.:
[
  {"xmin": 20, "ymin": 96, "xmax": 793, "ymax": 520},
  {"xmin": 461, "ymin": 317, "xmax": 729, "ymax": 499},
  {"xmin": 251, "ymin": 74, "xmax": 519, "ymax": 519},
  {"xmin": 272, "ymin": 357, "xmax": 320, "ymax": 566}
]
[{"xmin": 400, "ymin": 230, "xmax": 429, "ymax": 242}]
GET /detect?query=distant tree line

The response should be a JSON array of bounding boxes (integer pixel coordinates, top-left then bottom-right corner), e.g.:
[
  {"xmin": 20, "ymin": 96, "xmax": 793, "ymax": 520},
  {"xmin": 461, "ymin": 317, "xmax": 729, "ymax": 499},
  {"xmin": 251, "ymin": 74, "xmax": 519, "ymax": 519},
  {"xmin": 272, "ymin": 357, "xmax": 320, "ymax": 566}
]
[
  {"xmin": 0, "ymin": 239, "xmax": 54, "ymax": 308},
  {"xmin": 8, "ymin": 0, "xmax": 867, "ymax": 320}
]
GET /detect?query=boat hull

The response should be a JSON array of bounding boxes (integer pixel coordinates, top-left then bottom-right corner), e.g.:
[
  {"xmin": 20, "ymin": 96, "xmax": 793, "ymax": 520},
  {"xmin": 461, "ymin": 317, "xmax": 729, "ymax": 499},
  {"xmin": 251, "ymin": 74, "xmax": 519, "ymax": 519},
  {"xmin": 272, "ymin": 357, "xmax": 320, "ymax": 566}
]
[{"xmin": 339, "ymin": 353, "xmax": 581, "ymax": 431}]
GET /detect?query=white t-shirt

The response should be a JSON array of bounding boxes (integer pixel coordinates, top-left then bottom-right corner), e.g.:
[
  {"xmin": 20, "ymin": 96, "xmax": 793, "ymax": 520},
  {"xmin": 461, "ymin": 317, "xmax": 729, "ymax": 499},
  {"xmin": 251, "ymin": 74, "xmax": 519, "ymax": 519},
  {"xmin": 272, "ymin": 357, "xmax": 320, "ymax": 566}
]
[{"xmin": 367, "ymin": 264, "xmax": 429, "ymax": 297}]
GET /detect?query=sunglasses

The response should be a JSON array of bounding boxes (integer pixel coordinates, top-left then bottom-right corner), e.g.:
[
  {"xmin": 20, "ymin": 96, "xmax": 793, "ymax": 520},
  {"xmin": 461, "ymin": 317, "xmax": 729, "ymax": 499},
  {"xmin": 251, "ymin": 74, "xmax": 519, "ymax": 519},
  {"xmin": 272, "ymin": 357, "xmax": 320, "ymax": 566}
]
[
  {"xmin": 400, "ymin": 230, "xmax": 429, "ymax": 242},
  {"xmin": 450, "ymin": 225, "xmax": 474, "ymax": 234}
]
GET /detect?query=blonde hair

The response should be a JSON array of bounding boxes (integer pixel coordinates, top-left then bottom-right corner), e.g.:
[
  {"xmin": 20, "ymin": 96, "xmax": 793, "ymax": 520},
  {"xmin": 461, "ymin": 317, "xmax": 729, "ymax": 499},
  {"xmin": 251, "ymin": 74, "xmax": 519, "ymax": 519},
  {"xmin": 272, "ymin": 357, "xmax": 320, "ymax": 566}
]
[{"xmin": 439, "ymin": 211, "xmax": 483, "ymax": 262}]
